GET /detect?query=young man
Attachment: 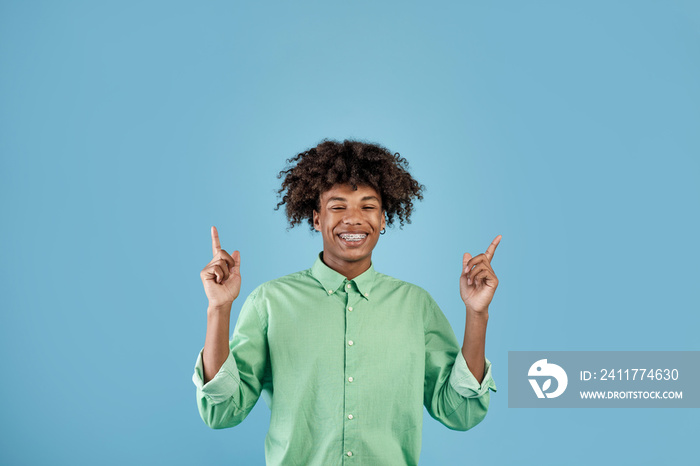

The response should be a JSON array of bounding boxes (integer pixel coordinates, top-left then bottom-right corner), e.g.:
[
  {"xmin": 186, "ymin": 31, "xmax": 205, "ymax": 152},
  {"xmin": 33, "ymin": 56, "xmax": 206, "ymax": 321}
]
[{"xmin": 192, "ymin": 139, "xmax": 500, "ymax": 465}]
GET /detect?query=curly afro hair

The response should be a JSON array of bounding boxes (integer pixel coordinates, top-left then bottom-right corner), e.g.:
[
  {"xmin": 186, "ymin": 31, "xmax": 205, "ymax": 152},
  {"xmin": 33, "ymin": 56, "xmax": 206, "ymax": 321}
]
[{"xmin": 275, "ymin": 139, "xmax": 425, "ymax": 231}]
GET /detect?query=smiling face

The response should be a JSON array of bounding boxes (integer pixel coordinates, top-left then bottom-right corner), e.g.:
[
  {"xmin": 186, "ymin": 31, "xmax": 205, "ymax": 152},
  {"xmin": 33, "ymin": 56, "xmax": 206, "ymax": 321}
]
[{"xmin": 313, "ymin": 183, "xmax": 387, "ymax": 279}]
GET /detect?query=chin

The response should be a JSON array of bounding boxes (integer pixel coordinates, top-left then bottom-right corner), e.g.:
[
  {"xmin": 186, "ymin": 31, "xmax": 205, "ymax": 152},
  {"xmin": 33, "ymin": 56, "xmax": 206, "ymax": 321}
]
[{"xmin": 344, "ymin": 245, "xmax": 377, "ymax": 260}]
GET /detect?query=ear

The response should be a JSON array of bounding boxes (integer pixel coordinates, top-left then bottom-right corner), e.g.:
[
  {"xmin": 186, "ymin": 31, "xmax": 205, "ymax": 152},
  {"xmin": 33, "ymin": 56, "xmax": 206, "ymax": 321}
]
[
  {"xmin": 381, "ymin": 211, "xmax": 386, "ymax": 230},
  {"xmin": 313, "ymin": 210, "xmax": 321, "ymax": 232}
]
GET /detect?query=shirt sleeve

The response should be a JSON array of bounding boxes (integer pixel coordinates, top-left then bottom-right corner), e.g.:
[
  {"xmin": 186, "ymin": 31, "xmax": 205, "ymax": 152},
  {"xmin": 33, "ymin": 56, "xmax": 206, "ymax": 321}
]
[
  {"xmin": 423, "ymin": 298, "xmax": 497, "ymax": 431},
  {"xmin": 449, "ymin": 350, "xmax": 497, "ymax": 398},
  {"xmin": 192, "ymin": 287, "xmax": 271, "ymax": 429}
]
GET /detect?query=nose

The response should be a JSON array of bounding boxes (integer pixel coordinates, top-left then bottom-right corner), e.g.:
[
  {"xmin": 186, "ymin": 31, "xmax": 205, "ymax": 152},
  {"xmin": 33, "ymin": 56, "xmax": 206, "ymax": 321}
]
[{"xmin": 342, "ymin": 206, "xmax": 363, "ymax": 224}]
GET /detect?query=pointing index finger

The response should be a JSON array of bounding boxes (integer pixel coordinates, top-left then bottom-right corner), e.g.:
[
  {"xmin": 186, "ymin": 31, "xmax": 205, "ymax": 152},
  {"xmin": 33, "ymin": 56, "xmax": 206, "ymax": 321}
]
[
  {"xmin": 484, "ymin": 235, "xmax": 502, "ymax": 261},
  {"xmin": 211, "ymin": 226, "xmax": 221, "ymax": 257}
]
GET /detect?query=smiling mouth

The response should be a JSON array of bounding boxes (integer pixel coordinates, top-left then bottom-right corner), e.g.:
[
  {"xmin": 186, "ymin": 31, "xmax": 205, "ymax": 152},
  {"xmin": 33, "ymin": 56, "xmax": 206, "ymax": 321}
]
[{"xmin": 338, "ymin": 233, "xmax": 368, "ymax": 242}]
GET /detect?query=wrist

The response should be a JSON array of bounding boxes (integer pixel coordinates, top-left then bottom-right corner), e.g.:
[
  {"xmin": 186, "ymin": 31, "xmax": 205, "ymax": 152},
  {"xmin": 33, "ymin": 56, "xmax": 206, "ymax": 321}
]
[
  {"xmin": 207, "ymin": 302, "xmax": 233, "ymax": 315},
  {"xmin": 466, "ymin": 306, "xmax": 489, "ymax": 319}
]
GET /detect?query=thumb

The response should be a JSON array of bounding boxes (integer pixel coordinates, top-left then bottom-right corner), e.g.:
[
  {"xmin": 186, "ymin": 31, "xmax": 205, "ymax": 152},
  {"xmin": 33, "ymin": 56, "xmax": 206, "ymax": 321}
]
[
  {"xmin": 231, "ymin": 250, "xmax": 241, "ymax": 272},
  {"xmin": 462, "ymin": 252, "xmax": 473, "ymax": 274}
]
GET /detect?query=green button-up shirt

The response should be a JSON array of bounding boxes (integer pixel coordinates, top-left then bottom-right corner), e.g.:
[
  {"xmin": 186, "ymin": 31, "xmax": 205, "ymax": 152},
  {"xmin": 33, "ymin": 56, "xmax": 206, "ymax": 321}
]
[{"xmin": 192, "ymin": 253, "xmax": 497, "ymax": 465}]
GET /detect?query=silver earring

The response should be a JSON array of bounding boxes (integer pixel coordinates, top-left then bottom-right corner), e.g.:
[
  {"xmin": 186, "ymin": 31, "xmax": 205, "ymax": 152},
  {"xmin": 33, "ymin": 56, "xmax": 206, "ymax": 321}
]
[{"xmin": 380, "ymin": 228, "xmax": 386, "ymax": 235}]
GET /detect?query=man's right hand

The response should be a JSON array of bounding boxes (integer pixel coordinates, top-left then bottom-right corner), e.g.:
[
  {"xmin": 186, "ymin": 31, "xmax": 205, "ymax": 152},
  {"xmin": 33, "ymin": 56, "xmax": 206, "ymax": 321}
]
[{"xmin": 200, "ymin": 226, "xmax": 241, "ymax": 308}]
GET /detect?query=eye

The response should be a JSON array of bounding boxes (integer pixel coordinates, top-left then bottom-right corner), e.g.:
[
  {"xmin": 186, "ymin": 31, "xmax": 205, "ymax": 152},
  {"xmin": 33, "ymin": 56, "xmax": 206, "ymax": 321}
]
[
  {"xmin": 331, "ymin": 206, "xmax": 345, "ymax": 211},
  {"xmin": 363, "ymin": 206, "xmax": 376, "ymax": 210}
]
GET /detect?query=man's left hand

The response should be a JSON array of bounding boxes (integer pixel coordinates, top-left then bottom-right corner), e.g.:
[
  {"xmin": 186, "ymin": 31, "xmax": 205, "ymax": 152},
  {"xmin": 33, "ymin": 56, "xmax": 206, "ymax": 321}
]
[{"xmin": 461, "ymin": 235, "xmax": 502, "ymax": 314}]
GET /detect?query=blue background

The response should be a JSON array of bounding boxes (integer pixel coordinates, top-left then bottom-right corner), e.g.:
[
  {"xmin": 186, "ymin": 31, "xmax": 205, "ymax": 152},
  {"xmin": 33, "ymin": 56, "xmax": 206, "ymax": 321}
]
[{"xmin": 1, "ymin": 1, "xmax": 698, "ymax": 465}]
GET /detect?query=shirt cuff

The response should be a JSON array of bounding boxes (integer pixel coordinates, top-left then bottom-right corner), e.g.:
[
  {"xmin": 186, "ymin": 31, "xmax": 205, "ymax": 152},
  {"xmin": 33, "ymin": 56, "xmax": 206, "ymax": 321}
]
[
  {"xmin": 192, "ymin": 347, "xmax": 241, "ymax": 405},
  {"xmin": 449, "ymin": 351, "xmax": 497, "ymax": 398}
]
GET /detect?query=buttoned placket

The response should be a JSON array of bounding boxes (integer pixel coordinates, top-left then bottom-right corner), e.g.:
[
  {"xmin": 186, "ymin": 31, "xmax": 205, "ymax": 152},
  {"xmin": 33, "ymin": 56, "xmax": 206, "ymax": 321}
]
[{"xmin": 341, "ymin": 278, "xmax": 365, "ymax": 463}]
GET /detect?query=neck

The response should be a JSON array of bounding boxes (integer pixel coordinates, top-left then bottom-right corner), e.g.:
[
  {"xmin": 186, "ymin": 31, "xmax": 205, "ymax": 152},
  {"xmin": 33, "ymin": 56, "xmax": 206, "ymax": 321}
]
[{"xmin": 321, "ymin": 252, "xmax": 371, "ymax": 280}]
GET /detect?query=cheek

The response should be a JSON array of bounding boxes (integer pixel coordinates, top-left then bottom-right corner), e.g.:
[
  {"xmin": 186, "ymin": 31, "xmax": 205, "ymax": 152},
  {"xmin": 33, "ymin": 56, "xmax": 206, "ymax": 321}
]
[{"xmin": 324, "ymin": 219, "xmax": 339, "ymax": 235}]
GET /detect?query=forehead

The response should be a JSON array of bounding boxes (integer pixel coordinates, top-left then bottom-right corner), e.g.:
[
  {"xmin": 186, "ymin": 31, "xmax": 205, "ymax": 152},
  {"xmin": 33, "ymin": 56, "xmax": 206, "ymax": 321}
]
[{"xmin": 319, "ymin": 183, "xmax": 381, "ymax": 203}]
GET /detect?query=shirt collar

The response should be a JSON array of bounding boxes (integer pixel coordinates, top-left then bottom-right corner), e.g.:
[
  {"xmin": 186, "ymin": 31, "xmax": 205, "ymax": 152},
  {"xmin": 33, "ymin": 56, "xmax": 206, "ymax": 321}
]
[{"xmin": 311, "ymin": 252, "xmax": 377, "ymax": 300}]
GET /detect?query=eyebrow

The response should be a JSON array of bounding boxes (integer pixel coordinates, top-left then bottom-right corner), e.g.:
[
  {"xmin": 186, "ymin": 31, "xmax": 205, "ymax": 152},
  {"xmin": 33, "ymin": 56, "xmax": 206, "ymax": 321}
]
[{"xmin": 326, "ymin": 196, "xmax": 380, "ymax": 203}]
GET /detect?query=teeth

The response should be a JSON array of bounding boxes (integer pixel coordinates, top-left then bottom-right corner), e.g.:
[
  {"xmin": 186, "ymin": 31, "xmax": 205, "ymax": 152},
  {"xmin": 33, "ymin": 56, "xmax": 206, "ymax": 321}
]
[{"xmin": 340, "ymin": 233, "xmax": 367, "ymax": 242}]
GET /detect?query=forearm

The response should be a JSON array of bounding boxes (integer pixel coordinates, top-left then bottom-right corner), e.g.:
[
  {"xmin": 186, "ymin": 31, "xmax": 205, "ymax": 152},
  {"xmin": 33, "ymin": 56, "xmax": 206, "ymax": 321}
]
[
  {"xmin": 461, "ymin": 309, "xmax": 488, "ymax": 384},
  {"xmin": 203, "ymin": 304, "xmax": 233, "ymax": 384}
]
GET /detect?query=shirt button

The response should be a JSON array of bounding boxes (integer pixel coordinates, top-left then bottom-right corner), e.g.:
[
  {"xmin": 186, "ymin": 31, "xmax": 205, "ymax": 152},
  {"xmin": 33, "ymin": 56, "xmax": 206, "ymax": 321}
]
[
  {"xmin": 348, "ymin": 306, "xmax": 353, "ymax": 312},
  {"xmin": 346, "ymin": 284, "xmax": 351, "ymax": 289},
  {"xmin": 348, "ymin": 376, "xmax": 354, "ymax": 382},
  {"xmin": 348, "ymin": 340, "xmax": 354, "ymax": 346},
  {"xmin": 347, "ymin": 451, "xmax": 353, "ymax": 457},
  {"xmin": 364, "ymin": 292, "xmax": 369, "ymax": 297},
  {"xmin": 328, "ymin": 290, "xmax": 334, "ymax": 294},
  {"xmin": 347, "ymin": 414, "xmax": 354, "ymax": 420}
]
